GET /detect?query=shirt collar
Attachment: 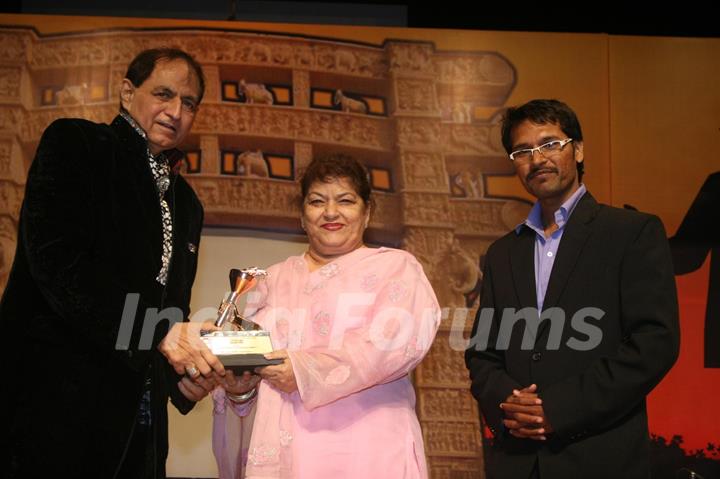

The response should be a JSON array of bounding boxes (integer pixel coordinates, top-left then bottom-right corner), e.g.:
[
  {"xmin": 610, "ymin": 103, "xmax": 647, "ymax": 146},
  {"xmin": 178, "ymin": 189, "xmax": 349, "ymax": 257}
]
[
  {"xmin": 119, "ymin": 109, "xmax": 147, "ymax": 141},
  {"xmin": 118, "ymin": 109, "xmax": 167, "ymax": 164},
  {"xmin": 515, "ymin": 184, "xmax": 587, "ymax": 235}
]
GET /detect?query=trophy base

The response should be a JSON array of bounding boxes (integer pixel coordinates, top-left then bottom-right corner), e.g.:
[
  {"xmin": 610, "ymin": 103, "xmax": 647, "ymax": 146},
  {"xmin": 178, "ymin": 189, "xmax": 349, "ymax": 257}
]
[
  {"xmin": 218, "ymin": 353, "xmax": 283, "ymax": 374},
  {"xmin": 201, "ymin": 330, "xmax": 282, "ymax": 374}
]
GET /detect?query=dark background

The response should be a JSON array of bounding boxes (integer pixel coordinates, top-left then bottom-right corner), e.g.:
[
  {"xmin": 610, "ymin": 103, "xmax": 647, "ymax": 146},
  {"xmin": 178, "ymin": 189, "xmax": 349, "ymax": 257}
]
[{"xmin": 1, "ymin": 0, "xmax": 718, "ymax": 38}]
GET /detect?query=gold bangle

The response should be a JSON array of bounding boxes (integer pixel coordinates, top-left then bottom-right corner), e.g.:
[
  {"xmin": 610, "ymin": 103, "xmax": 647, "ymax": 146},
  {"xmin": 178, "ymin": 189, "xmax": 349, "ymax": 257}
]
[{"xmin": 226, "ymin": 388, "xmax": 257, "ymax": 404}]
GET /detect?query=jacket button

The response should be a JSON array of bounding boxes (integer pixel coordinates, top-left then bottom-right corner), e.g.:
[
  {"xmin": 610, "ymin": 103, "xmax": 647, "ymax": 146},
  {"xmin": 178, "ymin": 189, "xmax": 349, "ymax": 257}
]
[{"xmin": 531, "ymin": 352, "xmax": 542, "ymax": 361}]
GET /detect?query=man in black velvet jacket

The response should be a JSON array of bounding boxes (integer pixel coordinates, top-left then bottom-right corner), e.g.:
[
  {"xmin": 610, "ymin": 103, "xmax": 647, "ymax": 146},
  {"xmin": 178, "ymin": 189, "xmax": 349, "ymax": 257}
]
[
  {"xmin": 1, "ymin": 48, "xmax": 224, "ymax": 478},
  {"xmin": 465, "ymin": 100, "xmax": 679, "ymax": 479}
]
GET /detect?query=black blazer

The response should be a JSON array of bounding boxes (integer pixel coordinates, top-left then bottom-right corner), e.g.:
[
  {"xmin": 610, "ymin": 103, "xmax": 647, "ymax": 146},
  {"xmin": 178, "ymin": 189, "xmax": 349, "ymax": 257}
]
[
  {"xmin": 465, "ymin": 192, "xmax": 680, "ymax": 479},
  {"xmin": 0, "ymin": 116, "xmax": 204, "ymax": 478}
]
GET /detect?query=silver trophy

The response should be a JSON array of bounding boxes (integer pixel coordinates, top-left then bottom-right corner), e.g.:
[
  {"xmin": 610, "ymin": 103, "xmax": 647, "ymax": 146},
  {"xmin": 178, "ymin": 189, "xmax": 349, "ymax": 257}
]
[{"xmin": 201, "ymin": 267, "xmax": 281, "ymax": 372}]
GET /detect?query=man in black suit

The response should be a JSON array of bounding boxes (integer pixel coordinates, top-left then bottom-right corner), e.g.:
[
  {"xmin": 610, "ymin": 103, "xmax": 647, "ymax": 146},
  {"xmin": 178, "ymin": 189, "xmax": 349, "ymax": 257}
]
[
  {"xmin": 465, "ymin": 99, "xmax": 679, "ymax": 479},
  {"xmin": 1, "ymin": 48, "xmax": 224, "ymax": 478}
]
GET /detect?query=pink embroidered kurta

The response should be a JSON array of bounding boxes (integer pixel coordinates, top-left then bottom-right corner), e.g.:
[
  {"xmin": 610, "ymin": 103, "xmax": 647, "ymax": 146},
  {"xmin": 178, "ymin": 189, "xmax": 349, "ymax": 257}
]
[{"xmin": 213, "ymin": 247, "xmax": 440, "ymax": 479}]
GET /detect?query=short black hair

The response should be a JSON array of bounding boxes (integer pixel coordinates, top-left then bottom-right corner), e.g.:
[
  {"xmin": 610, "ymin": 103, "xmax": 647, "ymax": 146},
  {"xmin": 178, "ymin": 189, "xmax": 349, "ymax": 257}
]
[
  {"xmin": 124, "ymin": 48, "xmax": 205, "ymax": 103},
  {"xmin": 501, "ymin": 99, "xmax": 584, "ymax": 181},
  {"xmin": 300, "ymin": 154, "xmax": 372, "ymax": 207}
]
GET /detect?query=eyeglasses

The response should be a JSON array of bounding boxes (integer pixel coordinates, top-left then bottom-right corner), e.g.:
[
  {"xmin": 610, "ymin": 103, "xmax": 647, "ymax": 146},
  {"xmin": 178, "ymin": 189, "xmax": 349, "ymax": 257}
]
[{"xmin": 509, "ymin": 138, "xmax": 574, "ymax": 162}]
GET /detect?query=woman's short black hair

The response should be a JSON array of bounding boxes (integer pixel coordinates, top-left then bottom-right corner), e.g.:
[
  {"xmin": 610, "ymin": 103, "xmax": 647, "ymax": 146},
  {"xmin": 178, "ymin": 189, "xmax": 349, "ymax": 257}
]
[{"xmin": 300, "ymin": 154, "xmax": 372, "ymax": 207}]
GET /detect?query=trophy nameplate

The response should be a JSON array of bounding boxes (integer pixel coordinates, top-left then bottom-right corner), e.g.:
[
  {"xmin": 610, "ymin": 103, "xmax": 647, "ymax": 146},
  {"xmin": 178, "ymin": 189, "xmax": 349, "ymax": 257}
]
[{"xmin": 201, "ymin": 267, "xmax": 282, "ymax": 373}]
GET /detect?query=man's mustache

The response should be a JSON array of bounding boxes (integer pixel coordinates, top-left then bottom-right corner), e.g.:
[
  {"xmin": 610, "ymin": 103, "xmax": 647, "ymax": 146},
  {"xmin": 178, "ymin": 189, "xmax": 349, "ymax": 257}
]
[{"xmin": 527, "ymin": 167, "xmax": 558, "ymax": 181}]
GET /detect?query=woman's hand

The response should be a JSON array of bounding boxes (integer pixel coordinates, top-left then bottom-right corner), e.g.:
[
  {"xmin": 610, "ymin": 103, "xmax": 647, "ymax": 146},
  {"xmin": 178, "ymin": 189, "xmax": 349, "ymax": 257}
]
[
  {"xmin": 256, "ymin": 350, "xmax": 298, "ymax": 394},
  {"xmin": 217, "ymin": 370, "xmax": 261, "ymax": 395}
]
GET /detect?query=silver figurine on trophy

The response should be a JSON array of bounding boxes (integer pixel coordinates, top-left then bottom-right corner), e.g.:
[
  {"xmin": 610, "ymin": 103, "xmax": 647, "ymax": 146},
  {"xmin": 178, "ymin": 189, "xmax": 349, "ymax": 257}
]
[{"xmin": 201, "ymin": 267, "xmax": 281, "ymax": 372}]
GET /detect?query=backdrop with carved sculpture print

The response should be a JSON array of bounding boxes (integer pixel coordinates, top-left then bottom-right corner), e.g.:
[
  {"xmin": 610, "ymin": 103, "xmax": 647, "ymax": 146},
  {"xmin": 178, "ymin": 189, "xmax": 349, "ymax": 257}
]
[{"xmin": 0, "ymin": 14, "xmax": 718, "ymax": 479}]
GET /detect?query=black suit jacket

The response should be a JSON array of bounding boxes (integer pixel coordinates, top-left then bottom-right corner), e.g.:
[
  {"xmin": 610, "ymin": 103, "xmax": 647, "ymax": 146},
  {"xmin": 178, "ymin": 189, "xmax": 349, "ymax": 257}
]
[
  {"xmin": 0, "ymin": 116, "xmax": 204, "ymax": 478},
  {"xmin": 465, "ymin": 192, "xmax": 679, "ymax": 479}
]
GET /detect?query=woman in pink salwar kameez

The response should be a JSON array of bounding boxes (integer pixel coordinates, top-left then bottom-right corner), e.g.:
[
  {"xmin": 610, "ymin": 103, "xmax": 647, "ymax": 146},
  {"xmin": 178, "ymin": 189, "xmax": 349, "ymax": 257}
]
[{"xmin": 212, "ymin": 155, "xmax": 440, "ymax": 479}]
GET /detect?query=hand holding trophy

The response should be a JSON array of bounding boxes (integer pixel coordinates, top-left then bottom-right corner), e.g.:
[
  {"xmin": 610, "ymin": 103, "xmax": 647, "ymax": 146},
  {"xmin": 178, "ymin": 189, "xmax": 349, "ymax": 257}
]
[{"xmin": 201, "ymin": 267, "xmax": 282, "ymax": 373}]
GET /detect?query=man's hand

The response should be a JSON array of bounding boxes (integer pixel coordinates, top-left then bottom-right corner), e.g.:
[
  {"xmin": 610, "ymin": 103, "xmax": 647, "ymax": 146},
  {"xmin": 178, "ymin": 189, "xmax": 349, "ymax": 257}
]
[
  {"xmin": 500, "ymin": 384, "xmax": 554, "ymax": 440},
  {"xmin": 158, "ymin": 320, "xmax": 225, "ymax": 377},
  {"xmin": 255, "ymin": 350, "xmax": 297, "ymax": 394},
  {"xmin": 177, "ymin": 374, "xmax": 217, "ymax": 402}
]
